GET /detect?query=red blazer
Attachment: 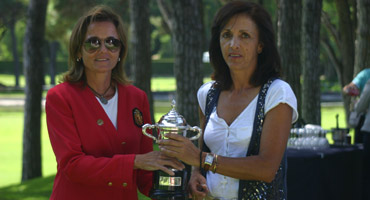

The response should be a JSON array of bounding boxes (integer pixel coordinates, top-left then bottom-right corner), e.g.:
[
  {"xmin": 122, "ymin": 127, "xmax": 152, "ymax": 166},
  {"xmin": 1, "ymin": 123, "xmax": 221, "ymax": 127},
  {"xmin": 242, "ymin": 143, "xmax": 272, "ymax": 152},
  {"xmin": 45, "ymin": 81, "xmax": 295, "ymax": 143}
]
[{"xmin": 46, "ymin": 82, "xmax": 153, "ymax": 200}]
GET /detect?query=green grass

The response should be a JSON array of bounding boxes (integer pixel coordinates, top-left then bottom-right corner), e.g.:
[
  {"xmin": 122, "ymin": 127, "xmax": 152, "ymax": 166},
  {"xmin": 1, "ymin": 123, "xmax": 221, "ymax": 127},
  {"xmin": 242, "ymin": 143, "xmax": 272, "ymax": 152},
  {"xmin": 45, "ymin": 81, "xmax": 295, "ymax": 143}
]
[
  {"xmin": 0, "ymin": 175, "xmax": 54, "ymax": 200},
  {"xmin": 0, "ymin": 110, "xmax": 56, "ymax": 188}
]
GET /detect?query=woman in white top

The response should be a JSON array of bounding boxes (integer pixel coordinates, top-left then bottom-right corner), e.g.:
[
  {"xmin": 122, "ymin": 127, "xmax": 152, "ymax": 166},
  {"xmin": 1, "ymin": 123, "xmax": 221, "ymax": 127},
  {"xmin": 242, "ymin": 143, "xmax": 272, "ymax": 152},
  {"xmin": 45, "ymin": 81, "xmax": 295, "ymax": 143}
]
[{"xmin": 158, "ymin": 1, "xmax": 298, "ymax": 199}]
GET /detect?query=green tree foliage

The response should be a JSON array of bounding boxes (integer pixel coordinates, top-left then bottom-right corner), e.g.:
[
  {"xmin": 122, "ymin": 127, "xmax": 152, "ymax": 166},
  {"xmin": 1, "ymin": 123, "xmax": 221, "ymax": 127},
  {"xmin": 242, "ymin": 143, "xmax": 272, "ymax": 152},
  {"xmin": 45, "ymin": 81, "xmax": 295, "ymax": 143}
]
[
  {"xmin": 0, "ymin": 0, "xmax": 26, "ymax": 40},
  {"xmin": 0, "ymin": 0, "xmax": 26, "ymax": 87}
]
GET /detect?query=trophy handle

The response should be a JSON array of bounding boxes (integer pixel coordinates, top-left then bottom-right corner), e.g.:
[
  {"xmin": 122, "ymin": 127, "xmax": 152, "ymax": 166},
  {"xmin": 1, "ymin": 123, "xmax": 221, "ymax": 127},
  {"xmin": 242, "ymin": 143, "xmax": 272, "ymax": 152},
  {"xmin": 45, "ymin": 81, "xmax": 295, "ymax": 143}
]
[
  {"xmin": 187, "ymin": 126, "xmax": 202, "ymax": 141},
  {"xmin": 142, "ymin": 124, "xmax": 158, "ymax": 141}
]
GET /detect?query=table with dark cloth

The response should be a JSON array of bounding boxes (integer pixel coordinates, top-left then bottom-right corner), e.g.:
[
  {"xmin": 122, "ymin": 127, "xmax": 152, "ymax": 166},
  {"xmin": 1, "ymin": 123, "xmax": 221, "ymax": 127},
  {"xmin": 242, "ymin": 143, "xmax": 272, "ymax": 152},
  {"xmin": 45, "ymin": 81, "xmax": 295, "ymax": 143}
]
[{"xmin": 287, "ymin": 145, "xmax": 364, "ymax": 200}]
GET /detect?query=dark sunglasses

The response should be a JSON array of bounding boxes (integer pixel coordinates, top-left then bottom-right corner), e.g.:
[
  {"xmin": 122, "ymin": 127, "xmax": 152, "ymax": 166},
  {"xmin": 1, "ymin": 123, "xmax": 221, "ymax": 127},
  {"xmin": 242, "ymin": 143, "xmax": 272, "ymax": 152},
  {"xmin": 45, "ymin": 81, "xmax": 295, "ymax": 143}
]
[{"xmin": 83, "ymin": 36, "xmax": 122, "ymax": 53}]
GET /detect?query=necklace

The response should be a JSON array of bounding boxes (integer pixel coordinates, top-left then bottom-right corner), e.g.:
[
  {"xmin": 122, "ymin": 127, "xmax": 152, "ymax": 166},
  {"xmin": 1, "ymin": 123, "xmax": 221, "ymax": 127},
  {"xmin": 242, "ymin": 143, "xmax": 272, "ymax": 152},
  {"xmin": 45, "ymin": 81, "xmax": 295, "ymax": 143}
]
[{"xmin": 87, "ymin": 83, "xmax": 111, "ymax": 105}]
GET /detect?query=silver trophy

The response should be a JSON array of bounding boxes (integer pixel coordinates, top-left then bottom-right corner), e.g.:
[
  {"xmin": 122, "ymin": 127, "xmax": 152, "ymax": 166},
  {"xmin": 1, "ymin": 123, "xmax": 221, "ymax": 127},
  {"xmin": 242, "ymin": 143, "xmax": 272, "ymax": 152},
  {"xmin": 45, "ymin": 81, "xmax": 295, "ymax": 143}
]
[{"xmin": 142, "ymin": 100, "xmax": 202, "ymax": 199}]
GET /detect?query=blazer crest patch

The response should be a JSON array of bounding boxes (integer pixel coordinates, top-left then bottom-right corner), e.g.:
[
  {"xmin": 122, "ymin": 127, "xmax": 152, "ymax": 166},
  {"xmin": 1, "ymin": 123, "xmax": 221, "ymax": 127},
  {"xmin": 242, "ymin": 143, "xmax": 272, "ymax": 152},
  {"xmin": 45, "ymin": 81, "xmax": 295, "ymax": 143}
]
[{"xmin": 132, "ymin": 108, "xmax": 144, "ymax": 127}]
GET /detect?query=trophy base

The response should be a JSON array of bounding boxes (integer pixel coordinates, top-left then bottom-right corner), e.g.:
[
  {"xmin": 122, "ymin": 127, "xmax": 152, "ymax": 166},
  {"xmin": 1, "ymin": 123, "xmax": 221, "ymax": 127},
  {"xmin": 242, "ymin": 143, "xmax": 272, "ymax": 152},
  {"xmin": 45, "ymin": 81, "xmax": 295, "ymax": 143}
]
[{"xmin": 150, "ymin": 189, "xmax": 187, "ymax": 200}]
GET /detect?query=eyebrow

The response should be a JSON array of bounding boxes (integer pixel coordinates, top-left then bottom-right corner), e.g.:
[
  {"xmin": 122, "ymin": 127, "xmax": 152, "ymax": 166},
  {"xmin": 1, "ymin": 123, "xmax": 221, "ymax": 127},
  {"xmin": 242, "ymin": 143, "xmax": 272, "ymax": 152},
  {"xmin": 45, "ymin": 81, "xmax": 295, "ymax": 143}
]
[
  {"xmin": 85, "ymin": 36, "xmax": 119, "ymax": 40},
  {"xmin": 221, "ymin": 29, "xmax": 251, "ymax": 33}
]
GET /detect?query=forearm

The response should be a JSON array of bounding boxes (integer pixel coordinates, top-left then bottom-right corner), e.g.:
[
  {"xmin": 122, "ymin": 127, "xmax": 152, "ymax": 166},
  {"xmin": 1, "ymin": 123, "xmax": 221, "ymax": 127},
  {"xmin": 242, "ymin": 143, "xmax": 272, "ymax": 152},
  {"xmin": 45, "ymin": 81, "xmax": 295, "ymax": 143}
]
[
  {"xmin": 205, "ymin": 155, "xmax": 279, "ymax": 183},
  {"xmin": 355, "ymin": 81, "xmax": 370, "ymax": 113}
]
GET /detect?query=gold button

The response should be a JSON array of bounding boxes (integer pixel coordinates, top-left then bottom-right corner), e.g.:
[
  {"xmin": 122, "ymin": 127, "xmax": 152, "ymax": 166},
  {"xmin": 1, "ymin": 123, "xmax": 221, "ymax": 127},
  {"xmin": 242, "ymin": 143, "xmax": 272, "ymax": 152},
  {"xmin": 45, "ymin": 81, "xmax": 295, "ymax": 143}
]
[
  {"xmin": 97, "ymin": 119, "xmax": 104, "ymax": 126},
  {"xmin": 121, "ymin": 142, "xmax": 126, "ymax": 145},
  {"xmin": 122, "ymin": 182, "xmax": 127, "ymax": 187},
  {"xmin": 108, "ymin": 182, "xmax": 112, "ymax": 186}
]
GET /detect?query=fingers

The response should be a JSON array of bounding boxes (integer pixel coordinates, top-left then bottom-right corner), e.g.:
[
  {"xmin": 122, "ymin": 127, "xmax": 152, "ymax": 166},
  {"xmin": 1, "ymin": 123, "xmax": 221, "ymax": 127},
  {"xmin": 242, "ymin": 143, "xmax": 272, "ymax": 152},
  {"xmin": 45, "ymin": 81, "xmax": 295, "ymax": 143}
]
[
  {"xmin": 188, "ymin": 173, "xmax": 208, "ymax": 199},
  {"xmin": 162, "ymin": 158, "xmax": 185, "ymax": 170},
  {"xmin": 189, "ymin": 183, "xmax": 208, "ymax": 199},
  {"xmin": 198, "ymin": 183, "xmax": 209, "ymax": 194},
  {"xmin": 151, "ymin": 157, "xmax": 184, "ymax": 175},
  {"xmin": 163, "ymin": 133, "xmax": 184, "ymax": 141},
  {"xmin": 157, "ymin": 165, "xmax": 175, "ymax": 176},
  {"xmin": 157, "ymin": 135, "xmax": 185, "ymax": 147},
  {"xmin": 136, "ymin": 151, "xmax": 185, "ymax": 173},
  {"xmin": 156, "ymin": 151, "xmax": 185, "ymax": 170},
  {"xmin": 159, "ymin": 145, "xmax": 182, "ymax": 156}
]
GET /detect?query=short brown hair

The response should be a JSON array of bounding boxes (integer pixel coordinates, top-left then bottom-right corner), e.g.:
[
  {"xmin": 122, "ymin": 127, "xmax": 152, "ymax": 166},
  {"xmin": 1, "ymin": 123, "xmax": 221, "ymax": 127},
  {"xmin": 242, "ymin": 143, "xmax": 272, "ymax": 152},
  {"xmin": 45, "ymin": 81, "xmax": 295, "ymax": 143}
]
[
  {"xmin": 63, "ymin": 5, "xmax": 130, "ymax": 85},
  {"xmin": 209, "ymin": 1, "xmax": 281, "ymax": 90}
]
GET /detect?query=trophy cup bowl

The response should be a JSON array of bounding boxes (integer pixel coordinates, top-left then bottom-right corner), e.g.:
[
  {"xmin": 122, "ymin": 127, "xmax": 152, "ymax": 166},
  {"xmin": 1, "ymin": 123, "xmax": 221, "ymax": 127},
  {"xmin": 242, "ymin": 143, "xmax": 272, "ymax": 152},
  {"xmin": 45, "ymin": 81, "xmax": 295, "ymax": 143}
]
[{"xmin": 142, "ymin": 100, "xmax": 202, "ymax": 200}]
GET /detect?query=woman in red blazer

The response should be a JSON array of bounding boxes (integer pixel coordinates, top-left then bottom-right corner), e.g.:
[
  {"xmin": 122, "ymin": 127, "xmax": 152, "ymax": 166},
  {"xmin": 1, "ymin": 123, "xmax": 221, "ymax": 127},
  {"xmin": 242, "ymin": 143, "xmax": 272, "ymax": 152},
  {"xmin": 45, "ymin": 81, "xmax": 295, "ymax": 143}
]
[{"xmin": 45, "ymin": 5, "xmax": 183, "ymax": 200}]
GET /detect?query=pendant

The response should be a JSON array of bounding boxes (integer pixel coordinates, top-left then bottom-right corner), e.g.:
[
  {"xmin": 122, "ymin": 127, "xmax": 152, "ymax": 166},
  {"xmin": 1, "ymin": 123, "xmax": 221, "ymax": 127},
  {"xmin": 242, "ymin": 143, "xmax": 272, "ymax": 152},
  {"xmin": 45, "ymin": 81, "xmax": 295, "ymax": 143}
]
[{"xmin": 99, "ymin": 96, "xmax": 108, "ymax": 104}]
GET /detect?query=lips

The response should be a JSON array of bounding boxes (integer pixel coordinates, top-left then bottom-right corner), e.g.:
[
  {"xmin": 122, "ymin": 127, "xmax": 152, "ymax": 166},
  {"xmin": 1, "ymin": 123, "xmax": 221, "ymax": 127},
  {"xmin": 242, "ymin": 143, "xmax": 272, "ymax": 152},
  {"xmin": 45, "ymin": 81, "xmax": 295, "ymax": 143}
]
[
  {"xmin": 229, "ymin": 53, "xmax": 242, "ymax": 58},
  {"xmin": 95, "ymin": 58, "xmax": 109, "ymax": 61}
]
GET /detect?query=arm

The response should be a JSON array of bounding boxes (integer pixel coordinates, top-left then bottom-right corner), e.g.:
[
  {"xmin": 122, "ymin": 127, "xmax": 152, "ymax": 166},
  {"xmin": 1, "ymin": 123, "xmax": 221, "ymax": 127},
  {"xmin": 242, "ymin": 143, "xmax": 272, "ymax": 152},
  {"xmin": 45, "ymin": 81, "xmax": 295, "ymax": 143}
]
[
  {"xmin": 343, "ymin": 82, "xmax": 360, "ymax": 96},
  {"xmin": 136, "ymin": 94, "xmax": 154, "ymax": 196},
  {"xmin": 160, "ymin": 103, "xmax": 292, "ymax": 183},
  {"xmin": 46, "ymin": 89, "xmax": 135, "ymax": 188},
  {"xmin": 188, "ymin": 107, "xmax": 208, "ymax": 199},
  {"xmin": 46, "ymin": 87, "xmax": 183, "ymax": 190},
  {"xmin": 355, "ymin": 80, "xmax": 370, "ymax": 113},
  {"xmin": 210, "ymin": 103, "xmax": 292, "ymax": 182}
]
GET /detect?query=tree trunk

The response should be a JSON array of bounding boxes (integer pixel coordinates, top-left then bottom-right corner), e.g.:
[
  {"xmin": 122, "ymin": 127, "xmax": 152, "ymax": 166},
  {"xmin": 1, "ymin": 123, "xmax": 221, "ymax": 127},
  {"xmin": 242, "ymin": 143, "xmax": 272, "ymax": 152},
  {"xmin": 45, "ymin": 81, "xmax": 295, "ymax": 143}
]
[
  {"xmin": 9, "ymin": 17, "xmax": 20, "ymax": 88},
  {"xmin": 129, "ymin": 0, "xmax": 155, "ymax": 124},
  {"xmin": 301, "ymin": 0, "xmax": 322, "ymax": 125},
  {"xmin": 49, "ymin": 41, "xmax": 59, "ymax": 85},
  {"xmin": 336, "ymin": 0, "xmax": 355, "ymax": 122},
  {"xmin": 157, "ymin": 0, "xmax": 204, "ymax": 126},
  {"xmin": 277, "ymin": 0, "xmax": 303, "ymax": 125},
  {"xmin": 22, "ymin": 0, "xmax": 48, "ymax": 181},
  {"xmin": 354, "ymin": 0, "xmax": 370, "ymax": 75},
  {"xmin": 322, "ymin": 0, "xmax": 356, "ymax": 124}
]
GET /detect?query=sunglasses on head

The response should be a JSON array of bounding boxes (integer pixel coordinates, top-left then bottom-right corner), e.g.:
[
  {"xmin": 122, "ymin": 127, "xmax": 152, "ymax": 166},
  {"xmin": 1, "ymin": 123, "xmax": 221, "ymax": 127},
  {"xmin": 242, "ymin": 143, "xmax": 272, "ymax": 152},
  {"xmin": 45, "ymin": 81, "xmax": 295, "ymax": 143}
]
[{"xmin": 83, "ymin": 36, "xmax": 122, "ymax": 53}]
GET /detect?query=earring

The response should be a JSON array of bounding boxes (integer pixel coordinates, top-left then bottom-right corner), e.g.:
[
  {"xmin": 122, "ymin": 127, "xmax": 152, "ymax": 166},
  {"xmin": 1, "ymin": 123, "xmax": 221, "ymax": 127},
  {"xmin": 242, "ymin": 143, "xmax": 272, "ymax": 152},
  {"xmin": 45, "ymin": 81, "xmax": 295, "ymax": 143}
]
[
  {"xmin": 118, "ymin": 57, "xmax": 121, "ymax": 62},
  {"xmin": 77, "ymin": 58, "xmax": 80, "ymax": 62}
]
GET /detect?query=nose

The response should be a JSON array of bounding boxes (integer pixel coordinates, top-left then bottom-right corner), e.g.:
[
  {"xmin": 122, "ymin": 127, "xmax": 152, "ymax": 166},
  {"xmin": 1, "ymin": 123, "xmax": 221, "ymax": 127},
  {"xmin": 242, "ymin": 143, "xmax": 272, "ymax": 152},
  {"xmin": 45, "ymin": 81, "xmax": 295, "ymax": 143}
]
[
  {"xmin": 98, "ymin": 42, "xmax": 108, "ymax": 53},
  {"xmin": 230, "ymin": 37, "xmax": 240, "ymax": 49}
]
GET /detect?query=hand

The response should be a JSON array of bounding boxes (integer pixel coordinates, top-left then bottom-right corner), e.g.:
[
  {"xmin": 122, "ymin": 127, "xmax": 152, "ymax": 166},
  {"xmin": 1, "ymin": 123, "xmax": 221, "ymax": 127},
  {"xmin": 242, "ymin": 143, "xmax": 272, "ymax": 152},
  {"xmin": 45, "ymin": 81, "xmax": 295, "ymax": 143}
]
[
  {"xmin": 134, "ymin": 151, "xmax": 185, "ymax": 176},
  {"xmin": 157, "ymin": 133, "xmax": 201, "ymax": 166},
  {"xmin": 188, "ymin": 169, "xmax": 208, "ymax": 199},
  {"xmin": 343, "ymin": 83, "xmax": 360, "ymax": 96}
]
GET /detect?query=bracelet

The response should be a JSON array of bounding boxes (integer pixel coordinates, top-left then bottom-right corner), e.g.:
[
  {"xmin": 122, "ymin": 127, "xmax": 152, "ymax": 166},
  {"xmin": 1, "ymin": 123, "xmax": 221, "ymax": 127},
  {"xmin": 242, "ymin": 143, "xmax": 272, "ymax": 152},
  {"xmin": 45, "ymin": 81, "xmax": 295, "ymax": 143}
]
[
  {"xmin": 211, "ymin": 154, "xmax": 218, "ymax": 173},
  {"xmin": 199, "ymin": 151, "xmax": 203, "ymax": 170}
]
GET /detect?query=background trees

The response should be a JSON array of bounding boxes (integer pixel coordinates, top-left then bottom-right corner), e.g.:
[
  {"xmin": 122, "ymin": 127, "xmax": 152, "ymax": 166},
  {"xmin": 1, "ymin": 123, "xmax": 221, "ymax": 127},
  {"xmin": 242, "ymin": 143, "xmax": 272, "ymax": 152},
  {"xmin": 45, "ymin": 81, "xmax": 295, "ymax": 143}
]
[
  {"xmin": 0, "ymin": 0, "xmax": 26, "ymax": 88},
  {"xmin": 129, "ymin": 0, "xmax": 155, "ymax": 124},
  {"xmin": 0, "ymin": 0, "xmax": 369, "ymax": 181},
  {"xmin": 277, "ymin": 0, "xmax": 302, "ymax": 124},
  {"xmin": 354, "ymin": 0, "xmax": 370, "ymax": 75},
  {"xmin": 157, "ymin": 0, "xmax": 204, "ymax": 126},
  {"xmin": 22, "ymin": 0, "xmax": 48, "ymax": 181},
  {"xmin": 301, "ymin": 0, "xmax": 323, "ymax": 125}
]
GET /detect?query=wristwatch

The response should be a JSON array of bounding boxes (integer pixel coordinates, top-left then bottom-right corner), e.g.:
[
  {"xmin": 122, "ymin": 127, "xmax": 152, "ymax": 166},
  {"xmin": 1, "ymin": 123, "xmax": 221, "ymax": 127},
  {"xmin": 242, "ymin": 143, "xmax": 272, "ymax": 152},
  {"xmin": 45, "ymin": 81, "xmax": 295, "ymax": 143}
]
[{"xmin": 203, "ymin": 153, "xmax": 215, "ymax": 171}]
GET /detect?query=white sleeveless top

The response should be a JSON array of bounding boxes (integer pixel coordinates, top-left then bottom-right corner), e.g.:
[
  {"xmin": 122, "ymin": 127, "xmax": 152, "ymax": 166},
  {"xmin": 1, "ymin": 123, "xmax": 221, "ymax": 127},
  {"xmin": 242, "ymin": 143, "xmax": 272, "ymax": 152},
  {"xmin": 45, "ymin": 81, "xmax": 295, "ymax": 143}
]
[{"xmin": 197, "ymin": 80, "xmax": 298, "ymax": 199}]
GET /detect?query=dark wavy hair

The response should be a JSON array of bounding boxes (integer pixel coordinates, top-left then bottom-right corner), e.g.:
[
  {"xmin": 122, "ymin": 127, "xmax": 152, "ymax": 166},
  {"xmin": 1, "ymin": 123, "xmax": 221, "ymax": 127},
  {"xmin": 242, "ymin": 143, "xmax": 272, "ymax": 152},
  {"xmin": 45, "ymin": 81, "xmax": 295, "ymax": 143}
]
[
  {"xmin": 209, "ymin": 1, "xmax": 281, "ymax": 90},
  {"xmin": 63, "ymin": 5, "xmax": 130, "ymax": 85}
]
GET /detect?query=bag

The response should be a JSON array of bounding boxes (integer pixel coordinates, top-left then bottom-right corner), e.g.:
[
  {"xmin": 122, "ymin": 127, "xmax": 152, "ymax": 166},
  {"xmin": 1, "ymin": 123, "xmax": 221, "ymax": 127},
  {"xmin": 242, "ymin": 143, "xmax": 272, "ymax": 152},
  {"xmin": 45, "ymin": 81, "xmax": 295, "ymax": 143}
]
[{"xmin": 349, "ymin": 111, "xmax": 362, "ymax": 128}]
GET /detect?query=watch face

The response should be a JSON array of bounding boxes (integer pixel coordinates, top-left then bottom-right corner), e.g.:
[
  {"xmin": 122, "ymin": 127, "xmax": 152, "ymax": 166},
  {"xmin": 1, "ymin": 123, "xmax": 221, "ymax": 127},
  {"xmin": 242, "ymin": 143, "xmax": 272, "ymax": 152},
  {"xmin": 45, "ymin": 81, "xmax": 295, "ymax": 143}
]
[{"xmin": 205, "ymin": 154, "xmax": 214, "ymax": 164}]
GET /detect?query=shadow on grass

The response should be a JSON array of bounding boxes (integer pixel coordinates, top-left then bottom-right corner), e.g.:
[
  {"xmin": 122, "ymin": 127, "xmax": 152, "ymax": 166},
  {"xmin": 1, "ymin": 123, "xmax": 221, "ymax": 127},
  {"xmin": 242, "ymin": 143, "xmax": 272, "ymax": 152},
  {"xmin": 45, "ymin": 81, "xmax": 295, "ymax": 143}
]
[
  {"xmin": 0, "ymin": 174, "xmax": 151, "ymax": 200},
  {"xmin": 0, "ymin": 175, "xmax": 54, "ymax": 200}
]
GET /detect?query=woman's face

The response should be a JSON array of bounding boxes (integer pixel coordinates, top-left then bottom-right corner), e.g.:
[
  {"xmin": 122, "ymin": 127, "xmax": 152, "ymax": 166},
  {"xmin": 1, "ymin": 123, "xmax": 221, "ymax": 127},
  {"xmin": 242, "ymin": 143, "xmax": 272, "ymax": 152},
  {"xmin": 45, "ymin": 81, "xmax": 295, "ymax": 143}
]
[
  {"xmin": 220, "ymin": 14, "xmax": 263, "ymax": 73},
  {"xmin": 80, "ymin": 21, "xmax": 121, "ymax": 76}
]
